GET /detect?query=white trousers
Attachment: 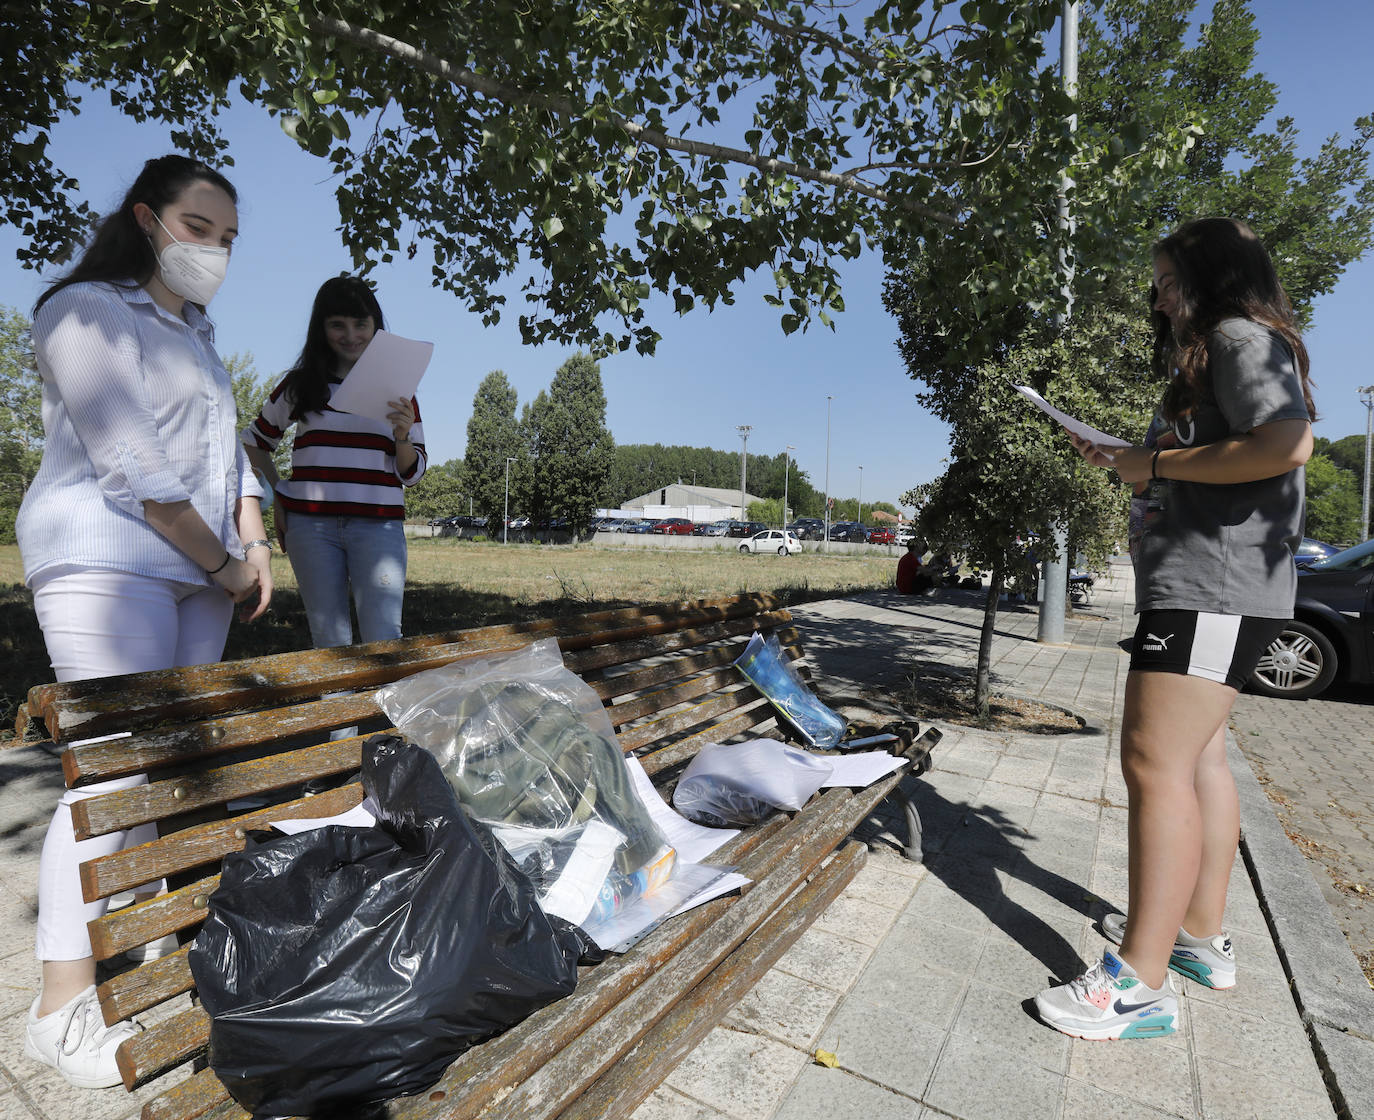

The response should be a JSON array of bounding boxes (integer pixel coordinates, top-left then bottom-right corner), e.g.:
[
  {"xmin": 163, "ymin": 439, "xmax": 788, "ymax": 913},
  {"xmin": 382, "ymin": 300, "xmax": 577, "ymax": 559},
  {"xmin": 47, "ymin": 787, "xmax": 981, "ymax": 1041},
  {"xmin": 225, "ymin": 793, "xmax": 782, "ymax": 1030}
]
[{"xmin": 32, "ymin": 569, "xmax": 232, "ymax": 961}]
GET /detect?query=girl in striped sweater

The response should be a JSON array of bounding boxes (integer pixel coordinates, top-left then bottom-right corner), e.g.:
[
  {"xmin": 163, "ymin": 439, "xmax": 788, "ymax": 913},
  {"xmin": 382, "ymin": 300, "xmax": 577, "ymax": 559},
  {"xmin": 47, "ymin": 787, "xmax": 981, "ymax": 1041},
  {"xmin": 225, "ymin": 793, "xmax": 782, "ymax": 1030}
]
[{"xmin": 243, "ymin": 276, "xmax": 427, "ymax": 647}]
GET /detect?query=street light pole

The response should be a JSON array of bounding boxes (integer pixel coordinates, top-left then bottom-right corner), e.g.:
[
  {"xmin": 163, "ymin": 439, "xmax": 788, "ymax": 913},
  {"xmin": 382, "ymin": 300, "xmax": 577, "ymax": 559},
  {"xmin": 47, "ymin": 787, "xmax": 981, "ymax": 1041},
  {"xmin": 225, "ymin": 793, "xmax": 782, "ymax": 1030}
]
[
  {"xmin": 858, "ymin": 466, "xmax": 864, "ymax": 526},
  {"xmin": 503, "ymin": 456, "xmax": 515, "ymax": 544},
  {"xmin": 1360, "ymin": 386, "xmax": 1374, "ymax": 540},
  {"xmin": 1038, "ymin": 0, "xmax": 1078, "ymax": 645},
  {"xmin": 736, "ymin": 424, "xmax": 752, "ymax": 521},
  {"xmin": 824, "ymin": 395, "xmax": 833, "ymax": 550},
  {"xmin": 783, "ymin": 444, "xmax": 795, "ymax": 528}
]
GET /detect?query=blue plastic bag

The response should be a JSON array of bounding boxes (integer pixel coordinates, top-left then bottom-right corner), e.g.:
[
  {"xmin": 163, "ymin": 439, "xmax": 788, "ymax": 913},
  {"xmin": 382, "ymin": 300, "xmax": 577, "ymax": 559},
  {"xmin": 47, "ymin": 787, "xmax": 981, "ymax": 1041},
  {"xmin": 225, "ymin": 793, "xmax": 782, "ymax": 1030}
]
[{"xmin": 733, "ymin": 632, "xmax": 846, "ymax": 749}]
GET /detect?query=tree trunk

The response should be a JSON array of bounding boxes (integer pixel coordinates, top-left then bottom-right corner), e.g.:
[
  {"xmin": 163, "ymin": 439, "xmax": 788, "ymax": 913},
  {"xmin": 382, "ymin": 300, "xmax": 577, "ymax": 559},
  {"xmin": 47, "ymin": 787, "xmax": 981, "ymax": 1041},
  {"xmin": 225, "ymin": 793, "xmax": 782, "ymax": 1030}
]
[{"xmin": 975, "ymin": 560, "xmax": 1003, "ymax": 722}]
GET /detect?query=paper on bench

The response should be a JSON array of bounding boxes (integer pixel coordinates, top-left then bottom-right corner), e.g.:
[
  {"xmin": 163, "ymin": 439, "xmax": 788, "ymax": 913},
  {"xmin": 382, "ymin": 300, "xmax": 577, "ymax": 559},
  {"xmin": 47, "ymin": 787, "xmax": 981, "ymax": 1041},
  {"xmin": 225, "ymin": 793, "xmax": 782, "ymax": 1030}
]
[{"xmin": 819, "ymin": 751, "xmax": 907, "ymax": 787}]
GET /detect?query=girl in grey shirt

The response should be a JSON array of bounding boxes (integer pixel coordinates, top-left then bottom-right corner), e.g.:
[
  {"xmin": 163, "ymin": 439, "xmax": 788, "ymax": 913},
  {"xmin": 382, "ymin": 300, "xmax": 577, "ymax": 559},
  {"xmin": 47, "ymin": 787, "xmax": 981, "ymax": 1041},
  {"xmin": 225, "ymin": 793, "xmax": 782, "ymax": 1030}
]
[{"xmin": 1036, "ymin": 218, "xmax": 1315, "ymax": 1043}]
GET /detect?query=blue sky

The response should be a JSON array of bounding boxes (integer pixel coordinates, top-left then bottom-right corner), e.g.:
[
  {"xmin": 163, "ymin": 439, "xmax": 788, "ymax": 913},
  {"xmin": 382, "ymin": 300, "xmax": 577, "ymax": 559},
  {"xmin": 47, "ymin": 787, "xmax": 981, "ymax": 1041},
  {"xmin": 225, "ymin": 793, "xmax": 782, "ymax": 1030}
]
[{"xmin": 2, "ymin": 0, "xmax": 1370, "ymax": 512}]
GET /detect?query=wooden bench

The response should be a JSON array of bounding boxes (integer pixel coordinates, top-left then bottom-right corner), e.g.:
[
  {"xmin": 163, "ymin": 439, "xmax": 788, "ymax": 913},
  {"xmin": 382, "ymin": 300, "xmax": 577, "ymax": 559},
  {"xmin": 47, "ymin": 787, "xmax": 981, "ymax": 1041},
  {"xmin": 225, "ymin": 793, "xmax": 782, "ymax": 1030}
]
[{"xmin": 18, "ymin": 592, "xmax": 935, "ymax": 1120}]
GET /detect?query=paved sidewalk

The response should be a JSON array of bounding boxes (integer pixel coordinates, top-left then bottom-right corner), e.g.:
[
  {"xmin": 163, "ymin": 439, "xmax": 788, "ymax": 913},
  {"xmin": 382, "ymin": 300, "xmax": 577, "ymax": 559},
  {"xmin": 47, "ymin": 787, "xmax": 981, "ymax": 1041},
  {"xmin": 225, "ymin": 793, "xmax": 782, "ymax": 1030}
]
[
  {"xmin": 638, "ymin": 562, "xmax": 1374, "ymax": 1120},
  {"xmin": 2, "ymin": 563, "xmax": 1372, "ymax": 1119}
]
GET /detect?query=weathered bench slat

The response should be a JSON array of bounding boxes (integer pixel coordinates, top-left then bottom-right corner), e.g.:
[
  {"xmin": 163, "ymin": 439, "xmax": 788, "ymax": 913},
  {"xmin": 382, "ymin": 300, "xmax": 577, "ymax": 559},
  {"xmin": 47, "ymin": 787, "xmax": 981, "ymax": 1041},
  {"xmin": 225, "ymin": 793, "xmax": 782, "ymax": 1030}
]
[
  {"xmin": 117, "ymin": 1003, "xmax": 208, "ymax": 1090},
  {"xmin": 23, "ymin": 594, "xmax": 787, "ymax": 741},
  {"xmin": 616, "ymin": 686, "xmax": 770, "ymax": 754},
  {"xmin": 562, "ymin": 841, "xmax": 867, "ymax": 1120},
  {"xmin": 80, "ymin": 784, "xmax": 363, "ymax": 902},
  {"xmin": 60, "ymin": 615, "xmax": 796, "ymax": 789}
]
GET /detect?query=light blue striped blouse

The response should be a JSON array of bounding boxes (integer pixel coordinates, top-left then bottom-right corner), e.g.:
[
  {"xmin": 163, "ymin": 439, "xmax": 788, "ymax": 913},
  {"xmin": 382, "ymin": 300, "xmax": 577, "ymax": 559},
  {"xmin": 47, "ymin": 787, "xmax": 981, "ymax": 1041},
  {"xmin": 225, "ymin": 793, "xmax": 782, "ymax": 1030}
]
[{"xmin": 17, "ymin": 281, "xmax": 263, "ymax": 588}]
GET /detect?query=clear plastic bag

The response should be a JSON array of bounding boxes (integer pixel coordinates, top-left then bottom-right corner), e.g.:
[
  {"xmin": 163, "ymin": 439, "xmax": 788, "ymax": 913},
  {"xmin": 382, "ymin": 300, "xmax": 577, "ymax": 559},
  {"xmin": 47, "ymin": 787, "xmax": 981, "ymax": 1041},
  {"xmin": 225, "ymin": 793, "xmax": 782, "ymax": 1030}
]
[
  {"xmin": 733, "ymin": 632, "xmax": 846, "ymax": 749},
  {"xmin": 374, "ymin": 639, "xmax": 676, "ymax": 925},
  {"xmin": 673, "ymin": 739, "xmax": 834, "ymax": 826}
]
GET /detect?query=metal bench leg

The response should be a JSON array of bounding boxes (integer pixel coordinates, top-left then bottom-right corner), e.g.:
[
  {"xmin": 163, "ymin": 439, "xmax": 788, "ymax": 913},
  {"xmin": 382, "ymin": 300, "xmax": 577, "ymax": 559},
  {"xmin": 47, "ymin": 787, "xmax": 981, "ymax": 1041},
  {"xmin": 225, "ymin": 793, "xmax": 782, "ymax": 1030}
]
[{"xmin": 895, "ymin": 787, "xmax": 923, "ymax": 863}]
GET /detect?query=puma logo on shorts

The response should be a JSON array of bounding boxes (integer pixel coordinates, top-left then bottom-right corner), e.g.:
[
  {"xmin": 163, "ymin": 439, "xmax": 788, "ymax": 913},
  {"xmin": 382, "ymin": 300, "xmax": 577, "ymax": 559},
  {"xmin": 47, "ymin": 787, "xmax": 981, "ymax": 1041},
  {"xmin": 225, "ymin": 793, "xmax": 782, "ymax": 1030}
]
[{"xmin": 1131, "ymin": 610, "xmax": 1286, "ymax": 689}]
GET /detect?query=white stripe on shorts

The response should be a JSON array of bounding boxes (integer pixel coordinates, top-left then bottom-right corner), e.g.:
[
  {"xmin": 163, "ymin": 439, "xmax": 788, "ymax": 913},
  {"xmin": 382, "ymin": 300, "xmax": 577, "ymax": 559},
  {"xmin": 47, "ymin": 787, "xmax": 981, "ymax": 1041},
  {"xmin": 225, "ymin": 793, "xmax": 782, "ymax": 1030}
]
[{"xmin": 1187, "ymin": 612, "xmax": 1243, "ymax": 684}]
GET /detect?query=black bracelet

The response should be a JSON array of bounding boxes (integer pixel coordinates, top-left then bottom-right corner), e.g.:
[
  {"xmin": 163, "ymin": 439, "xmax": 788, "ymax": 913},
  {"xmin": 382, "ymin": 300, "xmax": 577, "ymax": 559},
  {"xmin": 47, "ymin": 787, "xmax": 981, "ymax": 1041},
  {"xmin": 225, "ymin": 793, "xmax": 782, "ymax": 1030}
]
[
  {"xmin": 1151, "ymin": 448, "xmax": 1162, "ymax": 481},
  {"xmin": 206, "ymin": 550, "xmax": 232, "ymax": 575}
]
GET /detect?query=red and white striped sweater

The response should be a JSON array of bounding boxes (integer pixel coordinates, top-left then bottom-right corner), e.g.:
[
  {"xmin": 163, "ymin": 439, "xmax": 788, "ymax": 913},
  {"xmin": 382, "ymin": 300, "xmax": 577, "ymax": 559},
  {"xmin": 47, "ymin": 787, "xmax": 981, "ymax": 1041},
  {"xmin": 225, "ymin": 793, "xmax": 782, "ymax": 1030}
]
[{"xmin": 243, "ymin": 377, "xmax": 427, "ymax": 519}]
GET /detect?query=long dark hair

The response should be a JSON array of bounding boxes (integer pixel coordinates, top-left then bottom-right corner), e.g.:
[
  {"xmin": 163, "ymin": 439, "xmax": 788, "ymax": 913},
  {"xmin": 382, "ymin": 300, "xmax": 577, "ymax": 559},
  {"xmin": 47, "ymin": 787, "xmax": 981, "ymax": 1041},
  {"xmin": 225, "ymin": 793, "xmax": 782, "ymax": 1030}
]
[
  {"xmin": 1151, "ymin": 217, "xmax": 1315, "ymax": 422},
  {"xmin": 34, "ymin": 155, "xmax": 238, "ymax": 314},
  {"xmin": 282, "ymin": 276, "xmax": 386, "ymax": 420}
]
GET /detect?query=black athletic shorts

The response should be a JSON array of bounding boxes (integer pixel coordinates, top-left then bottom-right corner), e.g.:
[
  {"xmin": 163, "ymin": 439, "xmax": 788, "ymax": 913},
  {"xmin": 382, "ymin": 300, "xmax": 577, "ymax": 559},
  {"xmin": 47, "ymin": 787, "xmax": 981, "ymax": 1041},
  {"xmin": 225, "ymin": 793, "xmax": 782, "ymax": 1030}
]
[{"xmin": 1130, "ymin": 610, "xmax": 1287, "ymax": 690}]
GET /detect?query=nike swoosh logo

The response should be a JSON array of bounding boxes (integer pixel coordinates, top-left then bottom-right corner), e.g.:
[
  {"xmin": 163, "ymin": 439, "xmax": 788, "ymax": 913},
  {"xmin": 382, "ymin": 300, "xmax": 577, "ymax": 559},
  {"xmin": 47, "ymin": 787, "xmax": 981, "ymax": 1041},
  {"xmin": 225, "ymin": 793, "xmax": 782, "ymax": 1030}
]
[{"xmin": 1113, "ymin": 997, "xmax": 1163, "ymax": 1015}]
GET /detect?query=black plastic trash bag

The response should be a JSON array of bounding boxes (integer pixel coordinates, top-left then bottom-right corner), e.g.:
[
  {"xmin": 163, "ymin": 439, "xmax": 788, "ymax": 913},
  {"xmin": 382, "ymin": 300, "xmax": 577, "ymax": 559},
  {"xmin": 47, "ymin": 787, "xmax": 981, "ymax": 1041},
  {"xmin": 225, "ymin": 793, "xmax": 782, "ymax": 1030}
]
[{"xmin": 188, "ymin": 734, "xmax": 586, "ymax": 1119}]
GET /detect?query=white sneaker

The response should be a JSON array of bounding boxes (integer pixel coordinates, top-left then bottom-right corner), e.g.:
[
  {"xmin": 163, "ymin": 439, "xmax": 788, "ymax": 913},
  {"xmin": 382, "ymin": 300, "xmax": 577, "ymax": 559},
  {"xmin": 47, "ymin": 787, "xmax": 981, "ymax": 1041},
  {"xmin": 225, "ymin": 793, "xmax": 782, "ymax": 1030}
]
[
  {"xmin": 1103, "ymin": 911, "xmax": 1236, "ymax": 989},
  {"xmin": 1034, "ymin": 950, "xmax": 1178, "ymax": 1040},
  {"xmin": 25, "ymin": 985, "xmax": 141, "ymax": 1089}
]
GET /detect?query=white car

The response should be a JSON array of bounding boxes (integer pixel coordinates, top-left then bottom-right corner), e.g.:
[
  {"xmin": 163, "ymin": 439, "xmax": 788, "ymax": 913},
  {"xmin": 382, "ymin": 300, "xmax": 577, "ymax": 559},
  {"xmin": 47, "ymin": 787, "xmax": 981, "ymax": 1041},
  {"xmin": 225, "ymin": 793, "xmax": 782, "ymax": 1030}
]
[{"xmin": 739, "ymin": 529, "xmax": 802, "ymax": 556}]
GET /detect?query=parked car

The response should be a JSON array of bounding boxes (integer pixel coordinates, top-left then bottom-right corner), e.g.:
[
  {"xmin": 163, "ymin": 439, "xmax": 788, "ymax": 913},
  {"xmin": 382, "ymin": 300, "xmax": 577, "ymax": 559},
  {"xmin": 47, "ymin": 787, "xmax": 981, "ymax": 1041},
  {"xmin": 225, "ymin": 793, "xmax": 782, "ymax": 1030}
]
[
  {"xmin": 726, "ymin": 520, "xmax": 768, "ymax": 539},
  {"xmin": 867, "ymin": 526, "xmax": 897, "ymax": 545},
  {"xmin": 508, "ymin": 515, "xmax": 532, "ymax": 530},
  {"xmin": 786, "ymin": 518, "xmax": 827, "ymax": 541},
  {"xmin": 896, "ymin": 528, "xmax": 917, "ymax": 546},
  {"xmin": 696, "ymin": 520, "xmax": 730, "ymax": 537},
  {"xmin": 1248, "ymin": 537, "xmax": 1374, "ymax": 700},
  {"xmin": 739, "ymin": 529, "xmax": 802, "ymax": 556},
  {"xmin": 1295, "ymin": 536, "xmax": 1340, "ymax": 566},
  {"xmin": 651, "ymin": 517, "xmax": 695, "ymax": 535},
  {"xmin": 827, "ymin": 521, "xmax": 867, "ymax": 543},
  {"xmin": 620, "ymin": 519, "xmax": 654, "ymax": 533}
]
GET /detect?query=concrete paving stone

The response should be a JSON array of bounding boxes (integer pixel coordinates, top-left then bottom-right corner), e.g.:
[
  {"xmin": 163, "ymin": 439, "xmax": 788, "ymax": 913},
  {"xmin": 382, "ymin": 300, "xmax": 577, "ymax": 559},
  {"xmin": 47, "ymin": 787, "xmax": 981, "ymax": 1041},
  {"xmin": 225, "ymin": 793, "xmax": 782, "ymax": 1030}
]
[
  {"xmin": 882, "ymin": 912, "xmax": 988, "ymax": 978},
  {"xmin": 1060, "ymin": 1075, "xmax": 1191, "ymax": 1119},
  {"xmin": 845, "ymin": 960, "xmax": 967, "ymax": 1032},
  {"xmin": 662, "ymin": 1026, "xmax": 808, "ymax": 1120},
  {"xmin": 1189, "ymin": 998, "xmax": 1325, "ymax": 1086},
  {"xmin": 987, "ymin": 757, "xmax": 1055, "ymax": 790},
  {"xmin": 899, "ymin": 877, "xmax": 1007, "ymax": 934},
  {"xmin": 629, "ymin": 1084, "xmax": 734, "ymax": 1120},
  {"xmin": 975, "ymin": 779, "xmax": 1041, "ymax": 810},
  {"xmin": 1089, "ymin": 866, "xmax": 1131, "ymax": 909},
  {"xmin": 972, "ymin": 907, "xmax": 1087, "ymax": 993},
  {"xmin": 1030, "ymin": 795, "xmax": 1103, "ymax": 830},
  {"xmin": 999, "ymin": 869, "xmax": 1099, "ymax": 927},
  {"xmin": 0, "ymin": 1091, "xmax": 41, "ymax": 1120},
  {"xmin": 1067, "ymin": 1036, "xmax": 1196, "ymax": 1117},
  {"xmin": 863, "ymin": 846, "xmax": 929, "ymax": 882},
  {"xmin": 812, "ymin": 891, "xmax": 902, "ymax": 947},
  {"xmin": 924, "ymin": 1029, "xmax": 1063, "ymax": 1120},
  {"xmin": 5, "ymin": 1069, "xmax": 141, "ymax": 1120},
  {"xmin": 813, "ymin": 993, "xmax": 945, "ymax": 1099},
  {"xmin": 1194, "ymin": 1056, "xmax": 1336, "ymax": 1120},
  {"xmin": 772, "ymin": 1063, "xmax": 923, "ymax": 1120},
  {"xmin": 947, "ymin": 977, "xmax": 1070, "ymax": 1076},
  {"xmin": 1308, "ymin": 1022, "xmax": 1374, "ymax": 1120},
  {"xmin": 1043, "ymin": 776, "xmax": 1110, "ymax": 802},
  {"xmin": 837, "ymin": 862, "xmax": 922, "ymax": 911},
  {"xmin": 772, "ymin": 927, "xmax": 876, "ymax": 994},
  {"xmin": 723, "ymin": 966, "xmax": 844, "ymax": 1050}
]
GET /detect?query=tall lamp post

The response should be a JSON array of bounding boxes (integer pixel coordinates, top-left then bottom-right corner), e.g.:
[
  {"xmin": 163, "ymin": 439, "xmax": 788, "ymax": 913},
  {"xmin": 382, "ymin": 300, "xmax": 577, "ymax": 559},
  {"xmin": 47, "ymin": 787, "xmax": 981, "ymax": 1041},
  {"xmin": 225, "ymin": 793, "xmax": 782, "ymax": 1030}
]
[
  {"xmin": 783, "ymin": 444, "xmax": 795, "ymax": 527},
  {"xmin": 857, "ymin": 465, "xmax": 864, "ymax": 526},
  {"xmin": 503, "ymin": 456, "xmax": 516, "ymax": 544},
  {"xmin": 1360, "ymin": 386, "xmax": 1374, "ymax": 540},
  {"xmin": 824, "ymin": 395, "xmax": 833, "ymax": 549},
  {"xmin": 736, "ymin": 425, "xmax": 752, "ymax": 521}
]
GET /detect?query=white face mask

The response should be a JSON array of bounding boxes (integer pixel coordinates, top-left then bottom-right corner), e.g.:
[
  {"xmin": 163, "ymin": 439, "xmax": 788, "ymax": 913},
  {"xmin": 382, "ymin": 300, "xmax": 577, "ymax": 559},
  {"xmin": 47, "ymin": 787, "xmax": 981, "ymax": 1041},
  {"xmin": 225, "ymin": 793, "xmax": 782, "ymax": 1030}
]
[{"xmin": 149, "ymin": 211, "xmax": 229, "ymax": 306}]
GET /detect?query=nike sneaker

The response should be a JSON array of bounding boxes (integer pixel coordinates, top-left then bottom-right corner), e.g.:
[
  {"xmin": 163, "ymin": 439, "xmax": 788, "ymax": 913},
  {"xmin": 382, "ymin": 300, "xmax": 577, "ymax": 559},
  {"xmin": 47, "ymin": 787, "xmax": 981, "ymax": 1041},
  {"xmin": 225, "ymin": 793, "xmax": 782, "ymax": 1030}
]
[
  {"xmin": 1102, "ymin": 911, "xmax": 1236, "ymax": 989},
  {"xmin": 1034, "ymin": 950, "xmax": 1178, "ymax": 1040}
]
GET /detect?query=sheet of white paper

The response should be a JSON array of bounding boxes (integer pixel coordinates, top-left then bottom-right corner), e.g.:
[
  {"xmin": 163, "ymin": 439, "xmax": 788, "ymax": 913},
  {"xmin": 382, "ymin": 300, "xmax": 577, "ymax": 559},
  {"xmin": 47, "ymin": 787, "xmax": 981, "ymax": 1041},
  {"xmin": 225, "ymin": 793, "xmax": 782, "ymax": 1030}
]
[
  {"xmin": 820, "ymin": 751, "xmax": 907, "ymax": 787},
  {"xmin": 625, "ymin": 754, "xmax": 740, "ymax": 862},
  {"xmin": 271, "ymin": 798, "xmax": 378, "ymax": 834},
  {"xmin": 1013, "ymin": 384, "xmax": 1131, "ymax": 448},
  {"xmin": 327, "ymin": 330, "xmax": 434, "ymax": 422}
]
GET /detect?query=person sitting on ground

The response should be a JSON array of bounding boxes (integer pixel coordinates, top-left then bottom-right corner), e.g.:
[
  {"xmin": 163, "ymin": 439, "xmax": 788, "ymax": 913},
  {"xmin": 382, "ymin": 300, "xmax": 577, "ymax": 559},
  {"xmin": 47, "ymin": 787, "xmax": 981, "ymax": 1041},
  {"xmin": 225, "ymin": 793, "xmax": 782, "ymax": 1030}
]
[{"xmin": 895, "ymin": 539, "xmax": 937, "ymax": 595}]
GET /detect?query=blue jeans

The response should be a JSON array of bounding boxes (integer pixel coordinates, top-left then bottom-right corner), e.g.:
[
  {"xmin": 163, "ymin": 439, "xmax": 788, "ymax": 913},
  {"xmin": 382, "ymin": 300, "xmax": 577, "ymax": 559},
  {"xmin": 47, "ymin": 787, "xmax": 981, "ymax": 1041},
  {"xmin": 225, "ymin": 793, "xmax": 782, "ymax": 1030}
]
[{"xmin": 285, "ymin": 514, "xmax": 407, "ymax": 647}]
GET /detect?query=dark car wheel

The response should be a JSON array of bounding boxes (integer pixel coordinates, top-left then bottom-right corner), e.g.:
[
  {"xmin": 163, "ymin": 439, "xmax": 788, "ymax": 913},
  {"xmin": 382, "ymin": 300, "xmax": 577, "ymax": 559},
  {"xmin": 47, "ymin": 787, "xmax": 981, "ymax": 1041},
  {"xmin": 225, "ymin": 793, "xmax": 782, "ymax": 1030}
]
[
  {"xmin": 739, "ymin": 543, "xmax": 750, "ymax": 554},
  {"xmin": 1249, "ymin": 620, "xmax": 1338, "ymax": 700},
  {"xmin": 777, "ymin": 545, "xmax": 787, "ymax": 556}
]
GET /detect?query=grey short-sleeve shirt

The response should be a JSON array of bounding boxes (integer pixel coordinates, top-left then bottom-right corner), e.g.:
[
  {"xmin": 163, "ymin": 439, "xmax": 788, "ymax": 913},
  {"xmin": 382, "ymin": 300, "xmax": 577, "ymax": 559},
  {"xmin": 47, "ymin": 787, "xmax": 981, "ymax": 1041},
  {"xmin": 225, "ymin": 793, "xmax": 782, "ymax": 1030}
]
[{"xmin": 1134, "ymin": 317, "xmax": 1310, "ymax": 619}]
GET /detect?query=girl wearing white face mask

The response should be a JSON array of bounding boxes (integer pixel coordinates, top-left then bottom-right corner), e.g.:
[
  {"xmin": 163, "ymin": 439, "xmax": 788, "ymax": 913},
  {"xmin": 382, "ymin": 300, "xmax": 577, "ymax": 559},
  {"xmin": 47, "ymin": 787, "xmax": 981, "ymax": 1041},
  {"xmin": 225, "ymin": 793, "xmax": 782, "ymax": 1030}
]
[{"xmin": 16, "ymin": 155, "xmax": 273, "ymax": 1089}]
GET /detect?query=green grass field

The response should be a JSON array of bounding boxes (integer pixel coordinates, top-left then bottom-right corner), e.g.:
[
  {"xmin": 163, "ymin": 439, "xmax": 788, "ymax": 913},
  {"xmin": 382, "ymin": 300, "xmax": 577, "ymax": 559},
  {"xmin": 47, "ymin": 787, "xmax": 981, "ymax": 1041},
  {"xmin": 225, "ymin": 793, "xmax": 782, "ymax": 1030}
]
[{"xmin": 0, "ymin": 539, "xmax": 896, "ymax": 734}]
